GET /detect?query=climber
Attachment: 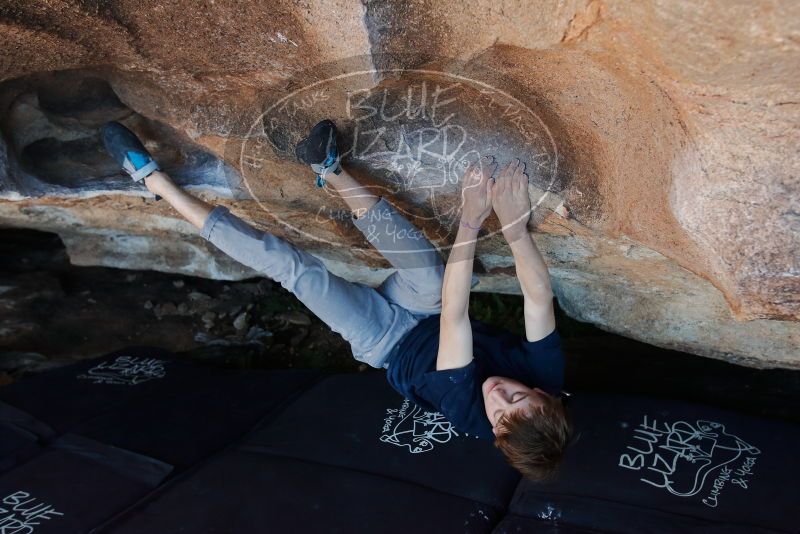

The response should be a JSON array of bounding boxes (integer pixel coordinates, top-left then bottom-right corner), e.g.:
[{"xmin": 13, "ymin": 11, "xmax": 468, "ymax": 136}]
[{"xmin": 102, "ymin": 119, "xmax": 571, "ymax": 481}]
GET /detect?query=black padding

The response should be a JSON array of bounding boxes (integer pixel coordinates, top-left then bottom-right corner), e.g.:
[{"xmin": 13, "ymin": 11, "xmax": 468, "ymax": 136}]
[
  {"xmin": 0, "ymin": 346, "xmax": 321, "ymax": 471},
  {"xmin": 0, "ymin": 422, "xmax": 38, "ymax": 475},
  {"xmin": 241, "ymin": 373, "xmax": 519, "ymax": 509},
  {"xmin": 5, "ymin": 353, "xmax": 797, "ymax": 533},
  {"xmin": 507, "ymin": 494, "xmax": 781, "ymax": 534},
  {"xmin": 492, "ymin": 515, "xmax": 598, "ymax": 533},
  {"xmin": 70, "ymin": 368, "xmax": 320, "ymax": 470},
  {"xmin": 510, "ymin": 393, "xmax": 800, "ymax": 533},
  {"xmin": 0, "ymin": 402, "xmax": 54, "ymax": 473},
  {"xmin": 0, "ymin": 347, "xmax": 204, "ymax": 433},
  {"xmin": 0, "ymin": 434, "xmax": 171, "ymax": 533},
  {"xmin": 102, "ymin": 451, "xmax": 498, "ymax": 534}
]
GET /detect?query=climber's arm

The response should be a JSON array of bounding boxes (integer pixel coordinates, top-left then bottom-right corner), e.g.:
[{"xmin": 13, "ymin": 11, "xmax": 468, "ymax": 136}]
[
  {"xmin": 492, "ymin": 159, "xmax": 555, "ymax": 342},
  {"xmin": 509, "ymin": 234, "xmax": 556, "ymax": 342},
  {"xmin": 436, "ymin": 224, "xmax": 479, "ymax": 371},
  {"xmin": 436, "ymin": 157, "xmax": 496, "ymax": 371}
]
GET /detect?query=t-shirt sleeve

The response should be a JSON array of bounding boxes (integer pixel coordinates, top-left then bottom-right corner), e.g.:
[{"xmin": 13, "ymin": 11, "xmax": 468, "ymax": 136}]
[
  {"xmin": 422, "ymin": 362, "xmax": 494, "ymax": 439},
  {"xmin": 518, "ymin": 328, "xmax": 565, "ymax": 395}
]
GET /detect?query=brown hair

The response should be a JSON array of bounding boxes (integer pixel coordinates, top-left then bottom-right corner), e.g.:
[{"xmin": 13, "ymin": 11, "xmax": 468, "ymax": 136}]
[{"xmin": 494, "ymin": 396, "xmax": 572, "ymax": 481}]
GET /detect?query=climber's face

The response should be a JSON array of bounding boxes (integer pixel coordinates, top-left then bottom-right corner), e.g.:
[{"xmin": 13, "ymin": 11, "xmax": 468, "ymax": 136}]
[{"xmin": 482, "ymin": 376, "xmax": 550, "ymax": 435}]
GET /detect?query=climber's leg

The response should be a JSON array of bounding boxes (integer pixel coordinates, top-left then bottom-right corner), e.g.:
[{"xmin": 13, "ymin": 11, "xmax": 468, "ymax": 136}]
[
  {"xmin": 323, "ymin": 165, "xmax": 380, "ymax": 217},
  {"xmin": 196, "ymin": 202, "xmax": 419, "ymax": 367},
  {"xmin": 325, "ymin": 167, "xmax": 445, "ymax": 318},
  {"xmin": 103, "ymin": 148, "xmax": 415, "ymax": 368},
  {"xmin": 102, "ymin": 121, "xmax": 417, "ymax": 366},
  {"xmin": 296, "ymin": 119, "xmax": 444, "ymax": 317},
  {"xmin": 143, "ymin": 171, "xmax": 214, "ymax": 228}
]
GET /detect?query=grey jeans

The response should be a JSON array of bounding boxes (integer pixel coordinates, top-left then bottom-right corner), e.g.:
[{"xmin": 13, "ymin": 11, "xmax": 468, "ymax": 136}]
[{"xmin": 200, "ymin": 197, "xmax": 444, "ymax": 368}]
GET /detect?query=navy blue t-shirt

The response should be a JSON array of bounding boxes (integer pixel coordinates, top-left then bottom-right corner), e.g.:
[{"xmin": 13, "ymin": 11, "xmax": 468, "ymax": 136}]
[{"xmin": 386, "ymin": 315, "xmax": 564, "ymax": 440}]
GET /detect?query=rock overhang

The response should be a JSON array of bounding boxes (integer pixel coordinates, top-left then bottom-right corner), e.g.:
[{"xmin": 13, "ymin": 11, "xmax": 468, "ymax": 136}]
[{"xmin": 0, "ymin": 0, "xmax": 797, "ymax": 367}]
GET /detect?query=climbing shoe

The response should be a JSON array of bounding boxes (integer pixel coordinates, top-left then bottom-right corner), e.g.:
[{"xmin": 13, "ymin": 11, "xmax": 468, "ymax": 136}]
[
  {"xmin": 294, "ymin": 119, "xmax": 342, "ymax": 188},
  {"xmin": 102, "ymin": 121, "xmax": 161, "ymax": 198}
]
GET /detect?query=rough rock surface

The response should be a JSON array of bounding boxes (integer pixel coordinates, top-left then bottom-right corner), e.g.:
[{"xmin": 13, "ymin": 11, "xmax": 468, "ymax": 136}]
[{"xmin": 0, "ymin": 0, "xmax": 797, "ymax": 367}]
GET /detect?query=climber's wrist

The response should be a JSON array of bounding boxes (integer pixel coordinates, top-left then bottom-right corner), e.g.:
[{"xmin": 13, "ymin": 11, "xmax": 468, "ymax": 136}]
[
  {"xmin": 459, "ymin": 218, "xmax": 483, "ymax": 231},
  {"xmin": 501, "ymin": 220, "xmax": 529, "ymax": 243}
]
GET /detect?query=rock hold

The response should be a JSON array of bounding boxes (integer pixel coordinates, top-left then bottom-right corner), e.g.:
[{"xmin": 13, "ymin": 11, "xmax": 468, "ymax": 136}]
[
  {"xmin": 153, "ymin": 302, "xmax": 178, "ymax": 318},
  {"xmin": 246, "ymin": 326, "xmax": 273, "ymax": 342},
  {"xmin": 233, "ymin": 312, "xmax": 249, "ymax": 332},
  {"xmin": 201, "ymin": 311, "xmax": 217, "ymax": 331},
  {"xmin": 274, "ymin": 311, "xmax": 313, "ymax": 327}
]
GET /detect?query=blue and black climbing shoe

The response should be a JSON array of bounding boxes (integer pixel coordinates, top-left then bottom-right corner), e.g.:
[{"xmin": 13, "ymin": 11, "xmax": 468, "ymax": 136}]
[
  {"xmin": 294, "ymin": 119, "xmax": 342, "ymax": 188},
  {"xmin": 102, "ymin": 121, "xmax": 161, "ymax": 197}
]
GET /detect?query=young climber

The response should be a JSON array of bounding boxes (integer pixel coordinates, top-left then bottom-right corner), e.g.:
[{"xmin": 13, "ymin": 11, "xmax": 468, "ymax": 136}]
[{"xmin": 102, "ymin": 119, "xmax": 571, "ymax": 481}]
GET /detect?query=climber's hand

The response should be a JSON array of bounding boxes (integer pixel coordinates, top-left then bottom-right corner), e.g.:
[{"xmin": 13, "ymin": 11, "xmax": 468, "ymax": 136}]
[
  {"xmin": 492, "ymin": 158, "xmax": 531, "ymax": 243},
  {"xmin": 460, "ymin": 155, "xmax": 497, "ymax": 229}
]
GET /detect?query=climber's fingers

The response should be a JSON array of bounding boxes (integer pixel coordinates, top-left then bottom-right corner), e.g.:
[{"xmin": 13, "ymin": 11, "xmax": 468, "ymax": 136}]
[{"xmin": 513, "ymin": 161, "xmax": 527, "ymax": 194}]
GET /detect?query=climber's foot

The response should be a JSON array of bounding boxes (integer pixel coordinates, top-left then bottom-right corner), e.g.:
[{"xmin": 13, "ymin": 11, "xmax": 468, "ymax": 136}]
[
  {"xmin": 102, "ymin": 121, "xmax": 161, "ymax": 189},
  {"xmin": 294, "ymin": 119, "xmax": 342, "ymax": 188}
]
